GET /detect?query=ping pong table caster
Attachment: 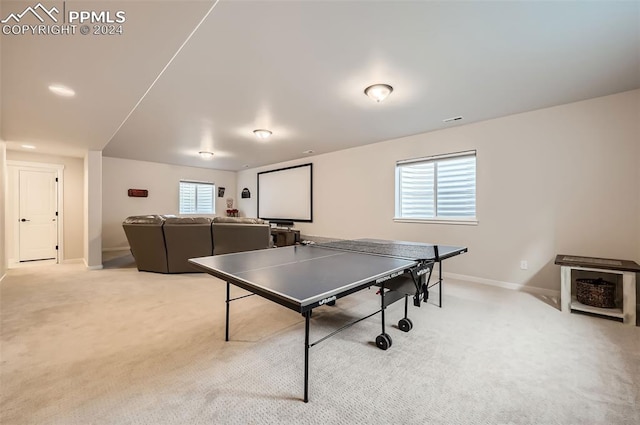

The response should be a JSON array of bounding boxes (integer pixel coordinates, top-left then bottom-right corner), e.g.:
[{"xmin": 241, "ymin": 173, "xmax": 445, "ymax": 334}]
[
  {"xmin": 398, "ymin": 317, "xmax": 413, "ymax": 332},
  {"xmin": 376, "ymin": 333, "xmax": 392, "ymax": 350}
]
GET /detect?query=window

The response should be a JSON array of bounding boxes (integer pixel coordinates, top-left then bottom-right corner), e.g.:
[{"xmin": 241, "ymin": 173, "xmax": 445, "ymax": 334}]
[
  {"xmin": 179, "ymin": 180, "xmax": 215, "ymax": 214},
  {"xmin": 395, "ymin": 150, "xmax": 476, "ymax": 222}
]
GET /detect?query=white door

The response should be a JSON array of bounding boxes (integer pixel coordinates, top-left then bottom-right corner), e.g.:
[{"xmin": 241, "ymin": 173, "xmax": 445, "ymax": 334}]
[{"xmin": 18, "ymin": 169, "xmax": 58, "ymax": 262}]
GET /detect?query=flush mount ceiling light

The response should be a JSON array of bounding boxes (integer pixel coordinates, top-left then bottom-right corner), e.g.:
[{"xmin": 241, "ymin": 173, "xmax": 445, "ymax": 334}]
[
  {"xmin": 253, "ymin": 129, "xmax": 272, "ymax": 140},
  {"xmin": 48, "ymin": 84, "xmax": 76, "ymax": 97},
  {"xmin": 198, "ymin": 151, "xmax": 214, "ymax": 159},
  {"xmin": 364, "ymin": 84, "xmax": 393, "ymax": 102}
]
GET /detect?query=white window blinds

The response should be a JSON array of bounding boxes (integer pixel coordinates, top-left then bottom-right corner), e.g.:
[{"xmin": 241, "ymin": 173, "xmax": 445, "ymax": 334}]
[
  {"xmin": 179, "ymin": 181, "xmax": 215, "ymax": 214},
  {"xmin": 396, "ymin": 151, "xmax": 476, "ymax": 220}
]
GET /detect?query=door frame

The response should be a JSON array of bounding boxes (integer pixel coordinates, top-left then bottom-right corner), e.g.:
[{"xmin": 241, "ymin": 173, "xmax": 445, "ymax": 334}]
[{"xmin": 7, "ymin": 161, "xmax": 65, "ymax": 265}]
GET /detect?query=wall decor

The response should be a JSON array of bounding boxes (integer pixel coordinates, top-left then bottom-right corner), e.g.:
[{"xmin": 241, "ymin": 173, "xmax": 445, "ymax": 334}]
[
  {"xmin": 241, "ymin": 188, "xmax": 251, "ymax": 199},
  {"xmin": 218, "ymin": 187, "xmax": 225, "ymax": 197},
  {"xmin": 128, "ymin": 189, "xmax": 148, "ymax": 197}
]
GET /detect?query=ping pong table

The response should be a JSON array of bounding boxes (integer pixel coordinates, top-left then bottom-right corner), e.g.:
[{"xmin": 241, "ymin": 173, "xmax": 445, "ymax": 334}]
[{"xmin": 189, "ymin": 239, "xmax": 467, "ymax": 402}]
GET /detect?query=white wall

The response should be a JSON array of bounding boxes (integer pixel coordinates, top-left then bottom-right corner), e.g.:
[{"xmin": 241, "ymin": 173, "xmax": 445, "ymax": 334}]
[
  {"xmin": 0, "ymin": 142, "xmax": 7, "ymax": 280},
  {"xmin": 85, "ymin": 151, "xmax": 102, "ymax": 269},
  {"xmin": 0, "ymin": 33, "xmax": 5, "ymax": 279},
  {"xmin": 5, "ymin": 150, "xmax": 84, "ymax": 261},
  {"xmin": 102, "ymin": 157, "xmax": 236, "ymax": 249},
  {"xmin": 637, "ymin": 89, "xmax": 640, "ymax": 264},
  {"xmin": 238, "ymin": 90, "xmax": 640, "ymax": 291}
]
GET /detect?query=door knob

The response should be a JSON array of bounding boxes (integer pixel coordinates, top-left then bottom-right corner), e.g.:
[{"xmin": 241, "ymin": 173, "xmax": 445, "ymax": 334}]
[{"xmin": 20, "ymin": 218, "xmax": 30, "ymax": 222}]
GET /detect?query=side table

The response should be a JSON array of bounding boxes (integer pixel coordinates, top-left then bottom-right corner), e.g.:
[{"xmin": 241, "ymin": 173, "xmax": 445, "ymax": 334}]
[
  {"xmin": 271, "ymin": 228, "xmax": 301, "ymax": 247},
  {"xmin": 554, "ymin": 254, "xmax": 639, "ymax": 326}
]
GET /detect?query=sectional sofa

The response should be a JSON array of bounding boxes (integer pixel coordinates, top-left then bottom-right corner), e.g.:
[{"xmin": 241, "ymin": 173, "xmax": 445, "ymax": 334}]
[{"xmin": 122, "ymin": 215, "xmax": 271, "ymax": 273}]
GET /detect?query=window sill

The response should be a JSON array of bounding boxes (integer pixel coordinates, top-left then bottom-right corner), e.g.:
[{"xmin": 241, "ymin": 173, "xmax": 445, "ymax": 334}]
[{"xmin": 393, "ymin": 218, "xmax": 478, "ymax": 226}]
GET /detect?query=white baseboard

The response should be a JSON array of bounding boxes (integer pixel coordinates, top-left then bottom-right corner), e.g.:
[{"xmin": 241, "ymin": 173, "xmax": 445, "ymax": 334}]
[
  {"xmin": 102, "ymin": 246, "xmax": 130, "ymax": 252},
  {"xmin": 444, "ymin": 272, "xmax": 561, "ymax": 298},
  {"xmin": 62, "ymin": 258, "xmax": 84, "ymax": 264},
  {"xmin": 82, "ymin": 258, "xmax": 104, "ymax": 270}
]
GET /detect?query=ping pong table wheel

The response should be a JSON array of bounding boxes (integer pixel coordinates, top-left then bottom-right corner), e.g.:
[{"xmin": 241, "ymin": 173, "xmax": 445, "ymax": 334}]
[
  {"xmin": 398, "ymin": 318, "xmax": 413, "ymax": 332},
  {"xmin": 375, "ymin": 333, "xmax": 392, "ymax": 350}
]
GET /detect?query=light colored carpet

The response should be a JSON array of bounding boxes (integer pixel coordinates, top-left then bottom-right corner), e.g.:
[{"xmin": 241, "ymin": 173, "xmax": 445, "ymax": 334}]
[{"xmin": 1, "ymin": 260, "xmax": 638, "ymax": 425}]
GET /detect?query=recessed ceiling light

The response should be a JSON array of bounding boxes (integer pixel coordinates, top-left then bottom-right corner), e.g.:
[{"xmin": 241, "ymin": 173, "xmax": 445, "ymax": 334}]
[
  {"xmin": 199, "ymin": 151, "xmax": 214, "ymax": 159},
  {"xmin": 443, "ymin": 116, "xmax": 463, "ymax": 123},
  {"xmin": 21, "ymin": 144, "xmax": 36, "ymax": 149},
  {"xmin": 253, "ymin": 129, "xmax": 272, "ymax": 140},
  {"xmin": 48, "ymin": 84, "xmax": 76, "ymax": 97},
  {"xmin": 364, "ymin": 84, "xmax": 393, "ymax": 102},
  {"xmin": 303, "ymin": 150, "xmax": 314, "ymax": 154}
]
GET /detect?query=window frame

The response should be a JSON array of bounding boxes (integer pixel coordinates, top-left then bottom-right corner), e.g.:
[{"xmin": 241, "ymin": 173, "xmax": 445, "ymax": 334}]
[
  {"xmin": 178, "ymin": 180, "xmax": 215, "ymax": 215},
  {"xmin": 394, "ymin": 150, "xmax": 478, "ymax": 225}
]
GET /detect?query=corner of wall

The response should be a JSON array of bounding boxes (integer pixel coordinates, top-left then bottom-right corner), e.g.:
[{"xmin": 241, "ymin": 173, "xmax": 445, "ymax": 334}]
[
  {"xmin": 84, "ymin": 151, "xmax": 103, "ymax": 269},
  {"xmin": 0, "ymin": 141, "xmax": 7, "ymax": 278}
]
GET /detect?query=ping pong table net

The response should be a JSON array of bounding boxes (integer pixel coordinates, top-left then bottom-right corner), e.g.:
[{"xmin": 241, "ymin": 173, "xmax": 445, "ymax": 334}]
[{"xmin": 315, "ymin": 240, "xmax": 440, "ymax": 261}]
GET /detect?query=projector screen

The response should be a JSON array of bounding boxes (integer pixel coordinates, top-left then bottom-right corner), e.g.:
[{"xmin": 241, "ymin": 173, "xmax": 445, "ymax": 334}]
[{"xmin": 257, "ymin": 163, "xmax": 312, "ymax": 222}]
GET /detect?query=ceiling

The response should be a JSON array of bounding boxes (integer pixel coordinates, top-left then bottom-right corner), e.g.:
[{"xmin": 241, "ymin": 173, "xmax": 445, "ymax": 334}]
[{"xmin": 2, "ymin": 0, "xmax": 639, "ymax": 171}]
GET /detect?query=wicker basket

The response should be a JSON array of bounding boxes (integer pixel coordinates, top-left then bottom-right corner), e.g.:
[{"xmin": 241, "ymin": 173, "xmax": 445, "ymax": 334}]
[{"xmin": 576, "ymin": 278, "xmax": 616, "ymax": 308}]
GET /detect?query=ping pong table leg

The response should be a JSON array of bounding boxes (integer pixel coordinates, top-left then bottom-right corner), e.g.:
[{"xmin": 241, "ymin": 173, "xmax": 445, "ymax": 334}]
[
  {"xmin": 398, "ymin": 296, "xmax": 414, "ymax": 332},
  {"xmin": 381, "ymin": 286, "xmax": 386, "ymax": 334},
  {"xmin": 438, "ymin": 260, "xmax": 443, "ymax": 308},
  {"xmin": 423, "ymin": 261, "xmax": 443, "ymax": 308},
  {"xmin": 225, "ymin": 282, "xmax": 230, "ymax": 341},
  {"xmin": 375, "ymin": 284, "xmax": 392, "ymax": 350},
  {"xmin": 304, "ymin": 310, "xmax": 311, "ymax": 403}
]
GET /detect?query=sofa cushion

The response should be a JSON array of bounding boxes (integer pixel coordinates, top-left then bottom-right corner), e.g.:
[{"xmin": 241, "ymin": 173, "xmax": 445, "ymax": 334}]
[
  {"xmin": 213, "ymin": 217, "xmax": 267, "ymax": 224},
  {"xmin": 212, "ymin": 223, "xmax": 270, "ymax": 255},
  {"xmin": 163, "ymin": 217, "xmax": 213, "ymax": 272},
  {"xmin": 123, "ymin": 215, "xmax": 165, "ymax": 225},
  {"xmin": 122, "ymin": 215, "xmax": 168, "ymax": 273},
  {"xmin": 164, "ymin": 217, "xmax": 212, "ymax": 225}
]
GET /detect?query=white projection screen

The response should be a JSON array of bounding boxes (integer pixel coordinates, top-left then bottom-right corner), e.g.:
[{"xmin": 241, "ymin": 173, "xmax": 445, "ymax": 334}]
[{"xmin": 257, "ymin": 163, "xmax": 312, "ymax": 222}]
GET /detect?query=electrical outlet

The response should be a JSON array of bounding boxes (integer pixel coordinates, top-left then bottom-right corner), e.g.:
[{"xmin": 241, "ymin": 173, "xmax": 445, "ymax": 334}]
[{"xmin": 520, "ymin": 260, "xmax": 528, "ymax": 270}]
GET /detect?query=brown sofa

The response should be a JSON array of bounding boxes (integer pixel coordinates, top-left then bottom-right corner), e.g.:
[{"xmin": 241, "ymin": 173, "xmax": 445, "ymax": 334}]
[
  {"xmin": 163, "ymin": 217, "xmax": 213, "ymax": 273},
  {"xmin": 123, "ymin": 215, "xmax": 270, "ymax": 273},
  {"xmin": 122, "ymin": 215, "xmax": 169, "ymax": 273}
]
